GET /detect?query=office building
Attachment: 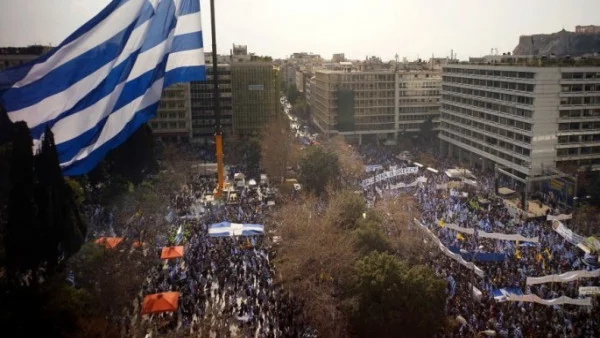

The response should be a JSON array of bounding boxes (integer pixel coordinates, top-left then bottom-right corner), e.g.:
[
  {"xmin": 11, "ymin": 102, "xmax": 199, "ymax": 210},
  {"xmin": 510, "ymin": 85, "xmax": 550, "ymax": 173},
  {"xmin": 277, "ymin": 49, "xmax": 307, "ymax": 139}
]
[
  {"xmin": 231, "ymin": 62, "xmax": 280, "ymax": 136},
  {"xmin": 0, "ymin": 45, "xmax": 50, "ymax": 71},
  {"xmin": 332, "ymin": 53, "xmax": 345, "ymax": 63},
  {"xmin": 312, "ymin": 69, "xmax": 441, "ymax": 144},
  {"xmin": 190, "ymin": 64, "xmax": 233, "ymax": 143},
  {"xmin": 150, "ymin": 83, "xmax": 192, "ymax": 142},
  {"xmin": 439, "ymin": 56, "xmax": 600, "ymax": 179}
]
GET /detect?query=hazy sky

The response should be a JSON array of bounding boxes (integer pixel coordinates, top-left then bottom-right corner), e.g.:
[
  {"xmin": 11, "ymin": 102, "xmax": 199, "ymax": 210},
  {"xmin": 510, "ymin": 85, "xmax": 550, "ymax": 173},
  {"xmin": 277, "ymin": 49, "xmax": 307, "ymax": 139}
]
[{"xmin": 0, "ymin": 0, "xmax": 599, "ymax": 61}]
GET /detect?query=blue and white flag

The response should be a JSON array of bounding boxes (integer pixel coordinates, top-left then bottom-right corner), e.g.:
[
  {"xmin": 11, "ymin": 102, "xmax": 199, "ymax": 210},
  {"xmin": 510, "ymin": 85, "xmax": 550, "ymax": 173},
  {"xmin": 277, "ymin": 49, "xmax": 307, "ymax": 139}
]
[{"xmin": 0, "ymin": 0, "xmax": 205, "ymax": 175}]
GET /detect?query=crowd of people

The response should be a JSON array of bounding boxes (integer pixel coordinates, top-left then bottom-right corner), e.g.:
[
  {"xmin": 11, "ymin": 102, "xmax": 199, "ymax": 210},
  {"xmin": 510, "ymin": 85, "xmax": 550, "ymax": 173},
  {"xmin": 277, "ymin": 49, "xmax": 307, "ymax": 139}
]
[{"xmin": 358, "ymin": 143, "xmax": 600, "ymax": 337}]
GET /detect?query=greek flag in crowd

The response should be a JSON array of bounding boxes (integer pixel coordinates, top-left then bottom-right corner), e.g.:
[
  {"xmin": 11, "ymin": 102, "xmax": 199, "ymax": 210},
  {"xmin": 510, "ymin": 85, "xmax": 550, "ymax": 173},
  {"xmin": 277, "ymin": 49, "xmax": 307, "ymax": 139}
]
[{"xmin": 0, "ymin": 0, "xmax": 205, "ymax": 175}]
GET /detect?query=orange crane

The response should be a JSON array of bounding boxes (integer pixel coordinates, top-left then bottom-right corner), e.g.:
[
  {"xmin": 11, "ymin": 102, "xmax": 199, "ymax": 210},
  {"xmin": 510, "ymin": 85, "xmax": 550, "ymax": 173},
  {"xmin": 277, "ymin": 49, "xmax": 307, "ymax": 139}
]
[{"xmin": 210, "ymin": 0, "xmax": 224, "ymax": 197}]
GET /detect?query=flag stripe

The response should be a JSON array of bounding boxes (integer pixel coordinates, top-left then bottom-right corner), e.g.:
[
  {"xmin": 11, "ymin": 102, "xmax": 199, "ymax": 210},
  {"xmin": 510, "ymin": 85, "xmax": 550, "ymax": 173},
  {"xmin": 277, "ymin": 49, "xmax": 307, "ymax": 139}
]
[
  {"xmin": 0, "ymin": 0, "xmax": 205, "ymax": 175},
  {"xmin": 11, "ymin": 0, "xmax": 148, "ymax": 89}
]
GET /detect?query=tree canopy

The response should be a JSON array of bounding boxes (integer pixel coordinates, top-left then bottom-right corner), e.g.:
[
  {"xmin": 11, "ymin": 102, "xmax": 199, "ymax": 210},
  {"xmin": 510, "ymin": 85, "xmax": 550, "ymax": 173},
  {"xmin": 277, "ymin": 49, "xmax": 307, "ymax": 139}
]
[{"xmin": 298, "ymin": 146, "xmax": 340, "ymax": 196}]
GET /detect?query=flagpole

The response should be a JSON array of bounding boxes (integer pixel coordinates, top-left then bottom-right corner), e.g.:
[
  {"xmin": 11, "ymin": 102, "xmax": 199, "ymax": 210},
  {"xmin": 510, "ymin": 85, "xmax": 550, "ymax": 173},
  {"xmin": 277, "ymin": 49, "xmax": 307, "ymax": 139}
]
[{"xmin": 210, "ymin": 0, "xmax": 224, "ymax": 196}]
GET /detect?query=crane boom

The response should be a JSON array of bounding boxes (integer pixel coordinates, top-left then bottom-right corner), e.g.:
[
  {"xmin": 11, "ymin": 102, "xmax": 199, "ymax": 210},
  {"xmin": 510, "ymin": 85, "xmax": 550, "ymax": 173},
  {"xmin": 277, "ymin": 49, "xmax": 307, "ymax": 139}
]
[{"xmin": 210, "ymin": 0, "xmax": 224, "ymax": 196}]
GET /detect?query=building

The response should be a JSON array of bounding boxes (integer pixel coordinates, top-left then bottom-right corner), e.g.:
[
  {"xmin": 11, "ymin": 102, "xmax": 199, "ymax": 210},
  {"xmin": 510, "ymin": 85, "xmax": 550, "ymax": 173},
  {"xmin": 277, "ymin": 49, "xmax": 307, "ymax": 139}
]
[
  {"xmin": 295, "ymin": 70, "xmax": 306, "ymax": 92},
  {"xmin": 190, "ymin": 64, "xmax": 233, "ymax": 143},
  {"xmin": 231, "ymin": 62, "xmax": 280, "ymax": 136},
  {"xmin": 313, "ymin": 69, "xmax": 441, "ymax": 144},
  {"xmin": 439, "ymin": 57, "xmax": 600, "ymax": 181},
  {"xmin": 150, "ymin": 83, "xmax": 192, "ymax": 142},
  {"xmin": 575, "ymin": 25, "xmax": 600, "ymax": 34},
  {"xmin": 332, "ymin": 53, "xmax": 345, "ymax": 63},
  {"xmin": 0, "ymin": 45, "xmax": 50, "ymax": 71}
]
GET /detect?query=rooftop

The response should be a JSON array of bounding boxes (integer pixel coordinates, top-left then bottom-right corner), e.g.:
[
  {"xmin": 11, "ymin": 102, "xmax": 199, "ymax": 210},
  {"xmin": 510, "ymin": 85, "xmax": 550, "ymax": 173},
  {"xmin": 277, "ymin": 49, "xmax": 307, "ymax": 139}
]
[
  {"xmin": 0, "ymin": 45, "xmax": 51, "ymax": 56},
  {"xmin": 448, "ymin": 55, "xmax": 600, "ymax": 68}
]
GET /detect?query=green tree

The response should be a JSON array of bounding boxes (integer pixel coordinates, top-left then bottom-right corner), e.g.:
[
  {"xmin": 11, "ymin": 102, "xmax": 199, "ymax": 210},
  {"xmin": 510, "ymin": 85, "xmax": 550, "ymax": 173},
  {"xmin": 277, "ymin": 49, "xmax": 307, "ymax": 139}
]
[
  {"xmin": 326, "ymin": 190, "xmax": 364, "ymax": 230},
  {"xmin": 348, "ymin": 251, "xmax": 446, "ymax": 338},
  {"xmin": 260, "ymin": 117, "xmax": 299, "ymax": 183},
  {"xmin": 298, "ymin": 146, "xmax": 340, "ymax": 196},
  {"xmin": 352, "ymin": 221, "xmax": 393, "ymax": 257},
  {"xmin": 286, "ymin": 84, "xmax": 299, "ymax": 104}
]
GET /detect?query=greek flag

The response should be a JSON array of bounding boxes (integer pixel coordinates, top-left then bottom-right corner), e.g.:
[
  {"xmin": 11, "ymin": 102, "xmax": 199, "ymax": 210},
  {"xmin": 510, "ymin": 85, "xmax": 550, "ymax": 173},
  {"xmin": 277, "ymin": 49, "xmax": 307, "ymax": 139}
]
[{"xmin": 0, "ymin": 0, "xmax": 205, "ymax": 175}]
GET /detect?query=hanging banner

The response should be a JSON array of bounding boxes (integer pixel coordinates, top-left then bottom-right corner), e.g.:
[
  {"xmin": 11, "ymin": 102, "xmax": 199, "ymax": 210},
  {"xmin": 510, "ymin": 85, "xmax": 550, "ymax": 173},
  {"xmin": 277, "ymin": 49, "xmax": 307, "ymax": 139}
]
[
  {"xmin": 526, "ymin": 269, "xmax": 600, "ymax": 285},
  {"xmin": 365, "ymin": 165, "xmax": 384, "ymax": 173},
  {"xmin": 414, "ymin": 219, "xmax": 485, "ymax": 278},
  {"xmin": 361, "ymin": 166, "xmax": 418, "ymax": 187},
  {"xmin": 552, "ymin": 220, "xmax": 585, "ymax": 246},
  {"xmin": 506, "ymin": 294, "xmax": 592, "ymax": 307},
  {"xmin": 579, "ymin": 286, "xmax": 600, "ymax": 296},
  {"xmin": 547, "ymin": 214, "xmax": 573, "ymax": 221},
  {"xmin": 387, "ymin": 176, "xmax": 427, "ymax": 190},
  {"xmin": 444, "ymin": 223, "xmax": 538, "ymax": 243}
]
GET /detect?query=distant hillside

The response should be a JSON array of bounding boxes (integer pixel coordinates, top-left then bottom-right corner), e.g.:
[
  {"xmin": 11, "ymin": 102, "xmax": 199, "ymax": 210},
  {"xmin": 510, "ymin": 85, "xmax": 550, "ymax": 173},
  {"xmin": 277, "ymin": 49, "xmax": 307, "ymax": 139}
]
[{"xmin": 513, "ymin": 29, "xmax": 600, "ymax": 56}]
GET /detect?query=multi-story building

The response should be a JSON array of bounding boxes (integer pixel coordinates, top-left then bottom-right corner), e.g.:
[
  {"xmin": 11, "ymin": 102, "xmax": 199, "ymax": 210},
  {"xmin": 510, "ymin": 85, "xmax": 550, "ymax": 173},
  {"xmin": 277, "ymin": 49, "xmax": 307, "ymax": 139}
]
[
  {"xmin": 231, "ymin": 62, "xmax": 280, "ymax": 136},
  {"xmin": 439, "ymin": 57, "xmax": 600, "ymax": 180},
  {"xmin": 150, "ymin": 83, "xmax": 192, "ymax": 142},
  {"xmin": 190, "ymin": 64, "xmax": 233, "ymax": 143},
  {"xmin": 332, "ymin": 53, "xmax": 345, "ymax": 63},
  {"xmin": 312, "ymin": 69, "xmax": 441, "ymax": 144},
  {"xmin": 0, "ymin": 45, "xmax": 50, "ymax": 71},
  {"xmin": 295, "ymin": 70, "xmax": 306, "ymax": 92}
]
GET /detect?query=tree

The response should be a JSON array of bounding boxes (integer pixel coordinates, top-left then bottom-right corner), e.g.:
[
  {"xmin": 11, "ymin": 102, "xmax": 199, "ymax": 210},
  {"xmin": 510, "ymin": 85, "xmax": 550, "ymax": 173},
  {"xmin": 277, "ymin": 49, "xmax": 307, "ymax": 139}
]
[
  {"xmin": 5, "ymin": 122, "xmax": 40, "ymax": 276},
  {"xmin": 348, "ymin": 251, "xmax": 446, "ymax": 338},
  {"xmin": 260, "ymin": 117, "xmax": 299, "ymax": 183},
  {"xmin": 325, "ymin": 190, "xmax": 365, "ymax": 230},
  {"xmin": 286, "ymin": 84, "xmax": 300, "ymax": 104},
  {"xmin": 327, "ymin": 136, "xmax": 364, "ymax": 187},
  {"xmin": 298, "ymin": 146, "xmax": 340, "ymax": 196},
  {"xmin": 352, "ymin": 221, "xmax": 393, "ymax": 257}
]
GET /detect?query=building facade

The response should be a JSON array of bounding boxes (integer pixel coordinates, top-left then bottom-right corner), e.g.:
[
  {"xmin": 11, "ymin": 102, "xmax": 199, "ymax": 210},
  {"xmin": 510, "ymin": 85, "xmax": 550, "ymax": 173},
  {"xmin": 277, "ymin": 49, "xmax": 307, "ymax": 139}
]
[
  {"xmin": 0, "ymin": 46, "xmax": 50, "ymax": 71},
  {"xmin": 312, "ymin": 70, "xmax": 441, "ymax": 144},
  {"xmin": 439, "ymin": 62, "xmax": 600, "ymax": 179},
  {"xmin": 150, "ymin": 83, "xmax": 192, "ymax": 142},
  {"xmin": 231, "ymin": 63, "xmax": 280, "ymax": 136},
  {"xmin": 190, "ymin": 64, "xmax": 233, "ymax": 143}
]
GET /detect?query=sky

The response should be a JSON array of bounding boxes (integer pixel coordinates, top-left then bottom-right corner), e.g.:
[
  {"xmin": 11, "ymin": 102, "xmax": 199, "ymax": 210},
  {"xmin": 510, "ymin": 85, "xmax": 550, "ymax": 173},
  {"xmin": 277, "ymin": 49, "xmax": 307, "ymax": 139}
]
[{"xmin": 0, "ymin": 0, "xmax": 599, "ymax": 61}]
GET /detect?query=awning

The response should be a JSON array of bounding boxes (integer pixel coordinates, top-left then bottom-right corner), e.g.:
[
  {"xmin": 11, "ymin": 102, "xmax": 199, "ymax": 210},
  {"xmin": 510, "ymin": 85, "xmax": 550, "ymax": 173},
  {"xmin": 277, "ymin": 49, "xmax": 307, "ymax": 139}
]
[
  {"xmin": 141, "ymin": 292, "xmax": 179, "ymax": 315},
  {"xmin": 498, "ymin": 187, "xmax": 516, "ymax": 196},
  {"xmin": 160, "ymin": 246, "xmax": 184, "ymax": 260},
  {"xmin": 95, "ymin": 237, "xmax": 124, "ymax": 249}
]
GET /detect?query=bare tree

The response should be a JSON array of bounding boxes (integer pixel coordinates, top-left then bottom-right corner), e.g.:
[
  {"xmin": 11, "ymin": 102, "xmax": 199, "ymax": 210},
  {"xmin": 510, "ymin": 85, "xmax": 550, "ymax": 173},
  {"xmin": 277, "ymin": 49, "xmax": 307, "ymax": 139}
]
[
  {"xmin": 260, "ymin": 118, "xmax": 299, "ymax": 184},
  {"xmin": 326, "ymin": 136, "xmax": 364, "ymax": 187}
]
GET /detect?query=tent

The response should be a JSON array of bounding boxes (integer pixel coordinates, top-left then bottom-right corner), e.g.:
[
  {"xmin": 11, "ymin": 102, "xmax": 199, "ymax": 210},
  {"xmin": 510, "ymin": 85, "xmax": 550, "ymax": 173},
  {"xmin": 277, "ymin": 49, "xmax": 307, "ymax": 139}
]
[
  {"xmin": 95, "ymin": 237, "xmax": 124, "ymax": 249},
  {"xmin": 141, "ymin": 292, "xmax": 179, "ymax": 315},
  {"xmin": 160, "ymin": 246, "xmax": 184, "ymax": 260},
  {"xmin": 208, "ymin": 222, "xmax": 264, "ymax": 237}
]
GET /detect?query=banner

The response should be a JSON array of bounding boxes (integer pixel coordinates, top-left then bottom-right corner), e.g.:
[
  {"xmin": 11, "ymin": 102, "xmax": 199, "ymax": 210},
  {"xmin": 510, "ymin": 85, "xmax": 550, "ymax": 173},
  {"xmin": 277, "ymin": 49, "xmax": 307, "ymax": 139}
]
[
  {"xmin": 449, "ymin": 247, "xmax": 506, "ymax": 262},
  {"xmin": 506, "ymin": 294, "xmax": 592, "ymax": 306},
  {"xmin": 365, "ymin": 165, "xmax": 383, "ymax": 173},
  {"xmin": 526, "ymin": 269, "xmax": 600, "ymax": 285},
  {"xmin": 414, "ymin": 219, "xmax": 485, "ymax": 278},
  {"xmin": 436, "ymin": 184, "xmax": 448, "ymax": 190},
  {"xmin": 552, "ymin": 220, "xmax": 585, "ymax": 246},
  {"xmin": 444, "ymin": 223, "xmax": 539, "ymax": 243},
  {"xmin": 547, "ymin": 214, "xmax": 572, "ymax": 221},
  {"xmin": 361, "ymin": 166, "xmax": 418, "ymax": 187},
  {"xmin": 388, "ymin": 176, "xmax": 427, "ymax": 190},
  {"xmin": 579, "ymin": 286, "xmax": 600, "ymax": 296}
]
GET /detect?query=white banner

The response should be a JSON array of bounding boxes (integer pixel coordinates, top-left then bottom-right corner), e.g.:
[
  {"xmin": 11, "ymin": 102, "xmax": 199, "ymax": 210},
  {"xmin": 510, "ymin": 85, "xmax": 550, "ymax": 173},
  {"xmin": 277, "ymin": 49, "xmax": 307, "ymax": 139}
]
[
  {"xmin": 552, "ymin": 220, "xmax": 585, "ymax": 246},
  {"xmin": 444, "ymin": 223, "xmax": 539, "ymax": 243},
  {"xmin": 547, "ymin": 214, "xmax": 573, "ymax": 221},
  {"xmin": 361, "ymin": 166, "xmax": 419, "ymax": 187},
  {"xmin": 579, "ymin": 286, "xmax": 600, "ymax": 296},
  {"xmin": 436, "ymin": 184, "xmax": 448, "ymax": 190},
  {"xmin": 414, "ymin": 219, "xmax": 485, "ymax": 278},
  {"xmin": 526, "ymin": 269, "xmax": 600, "ymax": 285},
  {"xmin": 387, "ymin": 176, "xmax": 428, "ymax": 190},
  {"xmin": 506, "ymin": 294, "xmax": 592, "ymax": 306}
]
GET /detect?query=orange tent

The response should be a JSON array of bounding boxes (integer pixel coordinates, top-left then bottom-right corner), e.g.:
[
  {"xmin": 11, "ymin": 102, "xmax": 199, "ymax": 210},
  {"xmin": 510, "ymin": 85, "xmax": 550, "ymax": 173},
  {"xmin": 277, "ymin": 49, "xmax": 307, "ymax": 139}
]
[
  {"xmin": 141, "ymin": 292, "xmax": 179, "ymax": 315},
  {"xmin": 160, "ymin": 246, "xmax": 184, "ymax": 260},
  {"xmin": 95, "ymin": 237, "xmax": 124, "ymax": 249}
]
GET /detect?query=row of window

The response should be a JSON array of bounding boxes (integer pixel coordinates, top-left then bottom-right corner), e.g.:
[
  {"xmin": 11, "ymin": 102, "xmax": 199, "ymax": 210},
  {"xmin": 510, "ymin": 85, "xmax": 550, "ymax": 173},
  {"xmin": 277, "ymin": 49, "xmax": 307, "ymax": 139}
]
[
  {"xmin": 440, "ymin": 130, "xmax": 530, "ymax": 168},
  {"xmin": 443, "ymin": 68, "xmax": 535, "ymax": 79},
  {"xmin": 442, "ymin": 103, "xmax": 533, "ymax": 133},
  {"xmin": 560, "ymin": 96, "xmax": 600, "ymax": 105},
  {"xmin": 441, "ymin": 115, "xmax": 531, "ymax": 154},
  {"xmin": 159, "ymin": 101, "xmax": 185, "ymax": 109},
  {"xmin": 558, "ymin": 122, "xmax": 600, "ymax": 131},
  {"xmin": 150, "ymin": 121, "xmax": 186, "ymax": 129},
  {"xmin": 561, "ymin": 72, "xmax": 600, "ymax": 80},
  {"xmin": 398, "ymin": 90, "xmax": 440, "ymax": 96},
  {"xmin": 559, "ymin": 109, "xmax": 600, "ymax": 118},
  {"xmin": 442, "ymin": 93, "xmax": 534, "ymax": 121},
  {"xmin": 443, "ymin": 75, "xmax": 535, "ymax": 92},
  {"xmin": 156, "ymin": 111, "xmax": 186, "ymax": 119},
  {"xmin": 557, "ymin": 147, "xmax": 600, "ymax": 156},
  {"xmin": 443, "ymin": 85, "xmax": 535, "ymax": 105},
  {"xmin": 398, "ymin": 106, "xmax": 439, "ymax": 114},
  {"xmin": 558, "ymin": 134, "xmax": 600, "ymax": 144},
  {"xmin": 398, "ymin": 113, "xmax": 437, "ymax": 121},
  {"xmin": 561, "ymin": 84, "xmax": 600, "ymax": 92},
  {"xmin": 398, "ymin": 81, "xmax": 440, "ymax": 89}
]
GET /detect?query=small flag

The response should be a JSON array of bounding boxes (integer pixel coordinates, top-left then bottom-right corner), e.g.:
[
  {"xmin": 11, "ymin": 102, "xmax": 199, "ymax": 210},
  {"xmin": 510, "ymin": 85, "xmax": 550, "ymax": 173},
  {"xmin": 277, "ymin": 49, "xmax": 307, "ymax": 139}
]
[
  {"xmin": 0, "ymin": 0, "xmax": 206, "ymax": 175},
  {"xmin": 457, "ymin": 233, "xmax": 465, "ymax": 241},
  {"xmin": 544, "ymin": 248, "xmax": 552, "ymax": 260},
  {"xmin": 536, "ymin": 253, "xmax": 543, "ymax": 263},
  {"xmin": 515, "ymin": 249, "xmax": 521, "ymax": 260},
  {"xmin": 439, "ymin": 220, "xmax": 445, "ymax": 228}
]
